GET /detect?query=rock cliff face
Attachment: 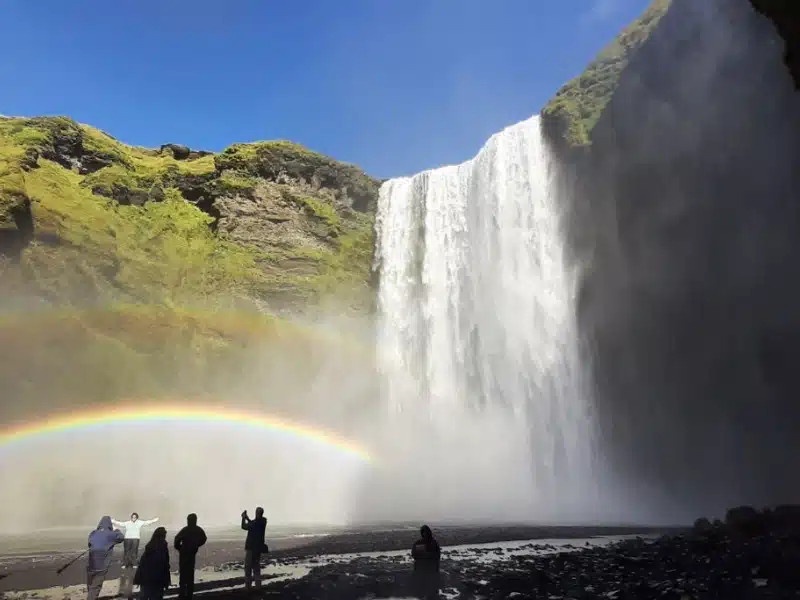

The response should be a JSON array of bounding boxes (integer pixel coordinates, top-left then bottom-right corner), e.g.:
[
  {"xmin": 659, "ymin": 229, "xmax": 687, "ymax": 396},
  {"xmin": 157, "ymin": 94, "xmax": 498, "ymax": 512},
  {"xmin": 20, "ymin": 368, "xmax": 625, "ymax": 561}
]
[
  {"xmin": 0, "ymin": 116, "xmax": 379, "ymax": 312},
  {"xmin": 543, "ymin": 0, "xmax": 800, "ymax": 513}
]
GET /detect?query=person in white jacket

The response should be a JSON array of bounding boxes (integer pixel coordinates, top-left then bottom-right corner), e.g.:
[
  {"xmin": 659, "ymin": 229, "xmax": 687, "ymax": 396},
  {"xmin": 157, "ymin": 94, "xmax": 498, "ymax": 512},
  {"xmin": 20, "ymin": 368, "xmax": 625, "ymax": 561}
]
[{"xmin": 112, "ymin": 513, "xmax": 159, "ymax": 568}]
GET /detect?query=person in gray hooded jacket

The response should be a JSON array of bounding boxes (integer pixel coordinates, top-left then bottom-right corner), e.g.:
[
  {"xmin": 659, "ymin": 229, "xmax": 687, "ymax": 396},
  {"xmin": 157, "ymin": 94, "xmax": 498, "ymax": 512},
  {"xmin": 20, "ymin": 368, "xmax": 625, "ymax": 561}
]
[{"xmin": 87, "ymin": 516, "xmax": 124, "ymax": 600}]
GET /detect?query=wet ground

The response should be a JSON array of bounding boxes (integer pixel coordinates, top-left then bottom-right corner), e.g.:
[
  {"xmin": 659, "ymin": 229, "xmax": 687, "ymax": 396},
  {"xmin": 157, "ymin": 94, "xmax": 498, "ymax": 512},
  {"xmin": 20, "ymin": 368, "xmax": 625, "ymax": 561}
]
[
  {"xmin": 4, "ymin": 516, "xmax": 797, "ymax": 600},
  {"xmin": 0, "ymin": 524, "xmax": 671, "ymax": 598}
]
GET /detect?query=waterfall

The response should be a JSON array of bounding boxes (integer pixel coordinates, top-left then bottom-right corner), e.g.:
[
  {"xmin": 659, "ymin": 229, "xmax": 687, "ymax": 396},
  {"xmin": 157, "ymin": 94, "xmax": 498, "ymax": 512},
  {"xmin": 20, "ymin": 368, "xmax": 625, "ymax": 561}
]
[{"xmin": 370, "ymin": 115, "xmax": 601, "ymax": 523}]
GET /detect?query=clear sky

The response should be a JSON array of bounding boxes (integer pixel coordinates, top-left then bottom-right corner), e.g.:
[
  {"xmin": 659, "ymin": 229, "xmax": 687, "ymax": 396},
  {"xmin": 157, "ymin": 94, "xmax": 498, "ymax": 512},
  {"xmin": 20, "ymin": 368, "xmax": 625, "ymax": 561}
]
[{"xmin": 1, "ymin": 0, "xmax": 650, "ymax": 178}]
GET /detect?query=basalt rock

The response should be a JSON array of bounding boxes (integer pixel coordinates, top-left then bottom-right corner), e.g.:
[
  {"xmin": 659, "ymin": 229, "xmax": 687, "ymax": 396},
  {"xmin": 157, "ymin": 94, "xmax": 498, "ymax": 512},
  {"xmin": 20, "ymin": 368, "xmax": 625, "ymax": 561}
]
[
  {"xmin": 159, "ymin": 143, "xmax": 192, "ymax": 160},
  {"xmin": 750, "ymin": 0, "xmax": 800, "ymax": 87}
]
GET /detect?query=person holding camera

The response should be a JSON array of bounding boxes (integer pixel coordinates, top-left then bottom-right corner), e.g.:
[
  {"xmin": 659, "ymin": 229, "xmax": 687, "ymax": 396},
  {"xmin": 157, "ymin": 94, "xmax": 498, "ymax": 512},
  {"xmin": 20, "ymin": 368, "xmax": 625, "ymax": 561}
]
[{"xmin": 240, "ymin": 507, "xmax": 269, "ymax": 592}]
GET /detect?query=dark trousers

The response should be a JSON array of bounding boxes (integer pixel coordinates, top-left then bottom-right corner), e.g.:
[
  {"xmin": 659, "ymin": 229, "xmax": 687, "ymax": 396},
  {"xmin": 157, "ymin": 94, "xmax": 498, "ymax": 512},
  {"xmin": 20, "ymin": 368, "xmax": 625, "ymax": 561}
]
[
  {"xmin": 86, "ymin": 569, "xmax": 108, "ymax": 600},
  {"xmin": 123, "ymin": 539, "xmax": 140, "ymax": 567},
  {"xmin": 139, "ymin": 586, "xmax": 165, "ymax": 600},
  {"xmin": 178, "ymin": 553, "xmax": 197, "ymax": 600},
  {"xmin": 244, "ymin": 550, "xmax": 262, "ymax": 589},
  {"xmin": 413, "ymin": 569, "xmax": 440, "ymax": 600}
]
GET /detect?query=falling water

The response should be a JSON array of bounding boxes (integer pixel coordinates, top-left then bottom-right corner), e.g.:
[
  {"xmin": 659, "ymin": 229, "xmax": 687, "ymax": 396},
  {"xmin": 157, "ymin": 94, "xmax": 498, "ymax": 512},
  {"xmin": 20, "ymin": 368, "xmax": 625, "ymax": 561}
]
[{"xmin": 371, "ymin": 115, "xmax": 601, "ymax": 523}]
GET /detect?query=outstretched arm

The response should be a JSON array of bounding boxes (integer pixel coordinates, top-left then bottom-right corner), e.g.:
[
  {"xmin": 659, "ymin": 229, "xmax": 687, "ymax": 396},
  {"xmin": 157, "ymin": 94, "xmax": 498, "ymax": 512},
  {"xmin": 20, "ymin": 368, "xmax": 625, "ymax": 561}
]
[
  {"xmin": 111, "ymin": 518, "xmax": 125, "ymax": 527},
  {"xmin": 142, "ymin": 517, "xmax": 159, "ymax": 526}
]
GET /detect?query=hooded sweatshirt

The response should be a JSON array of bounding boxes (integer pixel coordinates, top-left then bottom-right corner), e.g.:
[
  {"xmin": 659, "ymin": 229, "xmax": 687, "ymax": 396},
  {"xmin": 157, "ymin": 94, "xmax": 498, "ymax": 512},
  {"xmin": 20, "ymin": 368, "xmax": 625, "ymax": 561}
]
[
  {"xmin": 88, "ymin": 516, "xmax": 124, "ymax": 573},
  {"xmin": 112, "ymin": 517, "xmax": 159, "ymax": 540},
  {"xmin": 174, "ymin": 518, "xmax": 207, "ymax": 556}
]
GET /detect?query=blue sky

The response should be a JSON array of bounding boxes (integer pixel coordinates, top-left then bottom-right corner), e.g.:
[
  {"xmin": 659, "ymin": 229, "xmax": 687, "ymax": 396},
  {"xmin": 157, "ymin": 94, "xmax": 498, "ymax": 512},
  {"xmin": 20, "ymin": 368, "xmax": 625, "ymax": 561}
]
[{"xmin": 1, "ymin": 0, "xmax": 650, "ymax": 178}]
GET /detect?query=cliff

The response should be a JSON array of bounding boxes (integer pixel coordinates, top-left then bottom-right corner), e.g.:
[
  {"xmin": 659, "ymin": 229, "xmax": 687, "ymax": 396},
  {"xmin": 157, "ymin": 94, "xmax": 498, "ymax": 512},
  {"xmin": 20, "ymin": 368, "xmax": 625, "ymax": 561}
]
[
  {"xmin": 0, "ymin": 116, "xmax": 379, "ymax": 419},
  {"xmin": 0, "ymin": 115, "xmax": 379, "ymax": 311},
  {"xmin": 542, "ymin": 0, "xmax": 800, "ymax": 513}
]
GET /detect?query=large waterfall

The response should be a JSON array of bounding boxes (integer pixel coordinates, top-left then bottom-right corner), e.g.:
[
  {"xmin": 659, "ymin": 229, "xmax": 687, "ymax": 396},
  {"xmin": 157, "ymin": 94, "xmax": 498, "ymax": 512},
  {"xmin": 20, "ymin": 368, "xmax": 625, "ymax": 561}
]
[{"xmin": 367, "ymin": 115, "xmax": 604, "ymax": 524}]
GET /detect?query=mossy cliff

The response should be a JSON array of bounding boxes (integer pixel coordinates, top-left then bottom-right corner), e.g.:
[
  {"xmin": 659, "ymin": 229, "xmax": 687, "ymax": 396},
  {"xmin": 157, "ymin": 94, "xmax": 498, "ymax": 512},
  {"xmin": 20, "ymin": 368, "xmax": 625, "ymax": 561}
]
[
  {"xmin": 0, "ymin": 116, "xmax": 379, "ymax": 416},
  {"xmin": 541, "ymin": 0, "xmax": 671, "ymax": 148},
  {"xmin": 0, "ymin": 115, "xmax": 379, "ymax": 312},
  {"xmin": 540, "ymin": 0, "xmax": 800, "ymax": 510}
]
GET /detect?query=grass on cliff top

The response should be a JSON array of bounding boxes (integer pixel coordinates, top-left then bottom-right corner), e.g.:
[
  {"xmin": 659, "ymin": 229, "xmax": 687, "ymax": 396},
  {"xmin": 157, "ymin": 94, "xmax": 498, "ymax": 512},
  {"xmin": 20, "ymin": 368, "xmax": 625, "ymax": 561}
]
[
  {"xmin": 216, "ymin": 140, "xmax": 379, "ymax": 211},
  {"xmin": 542, "ymin": 0, "xmax": 672, "ymax": 147},
  {"xmin": 19, "ymin": 161, "xmax": 262, "ymax": 305}
]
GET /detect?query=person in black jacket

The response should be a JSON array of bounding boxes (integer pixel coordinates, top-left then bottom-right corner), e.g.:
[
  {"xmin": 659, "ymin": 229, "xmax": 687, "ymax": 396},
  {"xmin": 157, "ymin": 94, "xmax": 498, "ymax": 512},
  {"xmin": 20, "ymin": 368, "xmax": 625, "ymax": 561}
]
[
  {"xmin": 241, "ymin": 507, "xmax": 268, "ymax": 591},
  {"xmin": 411, "ymin": 525, "xmax": 441, "ymax": 600},
  {"xmin": 134, "ymin": 527, "xmax": 171, "ymax": 600},
  {"xmin": 174, "ymin": 513, "xmax": 207, "ymax": 600}
]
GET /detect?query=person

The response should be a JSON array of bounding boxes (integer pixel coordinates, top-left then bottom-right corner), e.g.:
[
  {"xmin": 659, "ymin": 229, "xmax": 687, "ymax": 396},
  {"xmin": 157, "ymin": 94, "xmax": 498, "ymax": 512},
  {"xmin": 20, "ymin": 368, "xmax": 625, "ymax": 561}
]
[
  {"xmin": 112, "ymin": 512, "xmax": 159, "ymax": 568},
  {"xmin": 134, "ymin": 527, "xmax": 171, "ymax": 600},
  {"xmin": 174, "ymin": 513, "xmax": 207, "ymax": 600},
  {"xmin": 411, "ymin": 525, "xmax": 441, "ymax": 600},
  {"xmin": 87, "ymin": 516, "xmax": 125, "ymax": 600},
  {"xmin": 241, "ymin": 507, "xmax": 269, "ymax": 592}
]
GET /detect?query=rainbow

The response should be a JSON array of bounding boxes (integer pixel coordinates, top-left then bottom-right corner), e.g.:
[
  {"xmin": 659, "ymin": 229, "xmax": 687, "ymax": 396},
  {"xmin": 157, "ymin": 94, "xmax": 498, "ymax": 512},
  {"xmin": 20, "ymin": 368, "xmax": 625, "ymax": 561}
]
[{"xmin": 0, "ymin": 403, "xmax": 373, "ymax": 463}]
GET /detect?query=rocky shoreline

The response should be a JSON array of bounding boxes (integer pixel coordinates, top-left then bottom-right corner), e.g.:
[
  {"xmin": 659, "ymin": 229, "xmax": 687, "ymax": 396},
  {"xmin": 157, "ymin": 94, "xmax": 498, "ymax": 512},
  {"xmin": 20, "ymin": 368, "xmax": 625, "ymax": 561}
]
[
  {"xmin": 196, "ymin": 507, "xmax": 800, "ymax": 599},
  {"xmin": 1, "ymin": 509, "xmax": 799, "ymax": 599}
]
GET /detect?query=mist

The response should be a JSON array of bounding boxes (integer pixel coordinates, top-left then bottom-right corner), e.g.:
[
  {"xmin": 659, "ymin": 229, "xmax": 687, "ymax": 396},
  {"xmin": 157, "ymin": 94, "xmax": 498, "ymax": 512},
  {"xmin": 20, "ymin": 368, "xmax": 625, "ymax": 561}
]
[{"xmin": 0, "ymin": 288, "xmax": 614, "ymax": 535}]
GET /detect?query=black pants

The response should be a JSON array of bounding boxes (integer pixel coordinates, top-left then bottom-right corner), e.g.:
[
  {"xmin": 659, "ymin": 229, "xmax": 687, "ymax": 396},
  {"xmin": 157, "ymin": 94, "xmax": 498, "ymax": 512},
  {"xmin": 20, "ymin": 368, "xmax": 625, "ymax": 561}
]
[
  {"xmin": 413, "ymin": 569, "xmax": 440, "ymax": 600},
  {"xmin": 122, "ymin": 539, "xmax": 139, "ymax": 567},
  {"xmin": 139, "ymin": 586, "xmax": 165, "ymax": 600},
  {"xmin": 178, "ymin": 553, "xmax": 197, "ymax": 600},
  {"xmin": 244, "ymin": 550, "xmax": 262, "ymax": 589}
]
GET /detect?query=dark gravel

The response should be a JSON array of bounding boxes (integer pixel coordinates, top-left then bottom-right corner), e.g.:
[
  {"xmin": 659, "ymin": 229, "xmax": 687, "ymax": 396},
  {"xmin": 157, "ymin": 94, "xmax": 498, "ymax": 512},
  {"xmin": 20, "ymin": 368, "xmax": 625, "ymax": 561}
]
[
  {"xmin": 197, "ymin": 506, "xmax": 800, "ymax": 599},
  {"xmin": 2, "ymin": 508, "xmax": 799, "ymax": 599}
]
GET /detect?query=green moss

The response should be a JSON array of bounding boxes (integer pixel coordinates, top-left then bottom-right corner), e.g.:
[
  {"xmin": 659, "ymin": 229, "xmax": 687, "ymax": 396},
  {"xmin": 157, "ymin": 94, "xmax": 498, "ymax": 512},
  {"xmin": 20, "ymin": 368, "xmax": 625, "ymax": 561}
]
[
  {"xmin": 216, "ymin": 140, "xmax": 380, "ymax": 211},
  {"xmin": 0, "ymin": 114, "xmax": 378, "ymax": 314},
  {"xmin": 294, "ymin": 195, "xmax": 342, "ymax": 231},
  {"xmin": 542, "ymin": 0, "xmax": 671, "ymax": 146},
  {"xmin": 213, "ymin": 172, "xmax": 260, "ymax": 197},
  {"xmin": 293, "ymin": 212, "xmax": 376, "ymax": 309},
  {"xmin": 5, "ymin": 152, "xmax": 261, "ymax": 304}
]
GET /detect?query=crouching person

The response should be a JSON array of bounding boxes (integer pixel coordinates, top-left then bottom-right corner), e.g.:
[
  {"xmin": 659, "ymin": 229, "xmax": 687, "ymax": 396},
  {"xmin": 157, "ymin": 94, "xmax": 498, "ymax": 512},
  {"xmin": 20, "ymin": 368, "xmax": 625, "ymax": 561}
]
[
  {"xmin": 134, "ymin": 527, "xmax": 171, "ymax": 600},
  {"xmin": 87, "ymin": 516, "xmax": 125, "ymax": 600}
]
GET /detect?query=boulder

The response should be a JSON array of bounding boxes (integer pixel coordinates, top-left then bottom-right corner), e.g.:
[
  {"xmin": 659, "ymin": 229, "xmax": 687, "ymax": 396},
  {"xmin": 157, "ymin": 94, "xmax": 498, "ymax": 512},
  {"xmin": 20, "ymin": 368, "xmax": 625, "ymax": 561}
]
[{"xmin": 159, "ymin": 143, "xmax": 191, "ymax": 160}]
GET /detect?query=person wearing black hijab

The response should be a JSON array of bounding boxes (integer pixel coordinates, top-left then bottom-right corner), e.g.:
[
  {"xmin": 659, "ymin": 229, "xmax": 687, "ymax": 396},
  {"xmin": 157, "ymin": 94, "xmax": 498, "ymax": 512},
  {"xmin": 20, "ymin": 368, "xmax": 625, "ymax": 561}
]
[{"xmin": 134, "ymin": 526, "xmax": 171, "ymax": 600}]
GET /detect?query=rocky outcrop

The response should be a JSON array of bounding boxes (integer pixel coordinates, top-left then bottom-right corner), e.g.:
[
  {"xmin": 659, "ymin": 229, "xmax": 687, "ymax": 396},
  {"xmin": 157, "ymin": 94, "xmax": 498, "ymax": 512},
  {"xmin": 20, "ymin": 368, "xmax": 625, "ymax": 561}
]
[
  {"xmin": 0, "ymin": 192, "xmax": 33, "ymax": 260},
  {"xmin": 542, "ymin": 0, "xmax": 800, "ymax": 514},
  {"xmin": 751, "ymin": 0, "xmax": 800, "ymax": 87}
]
